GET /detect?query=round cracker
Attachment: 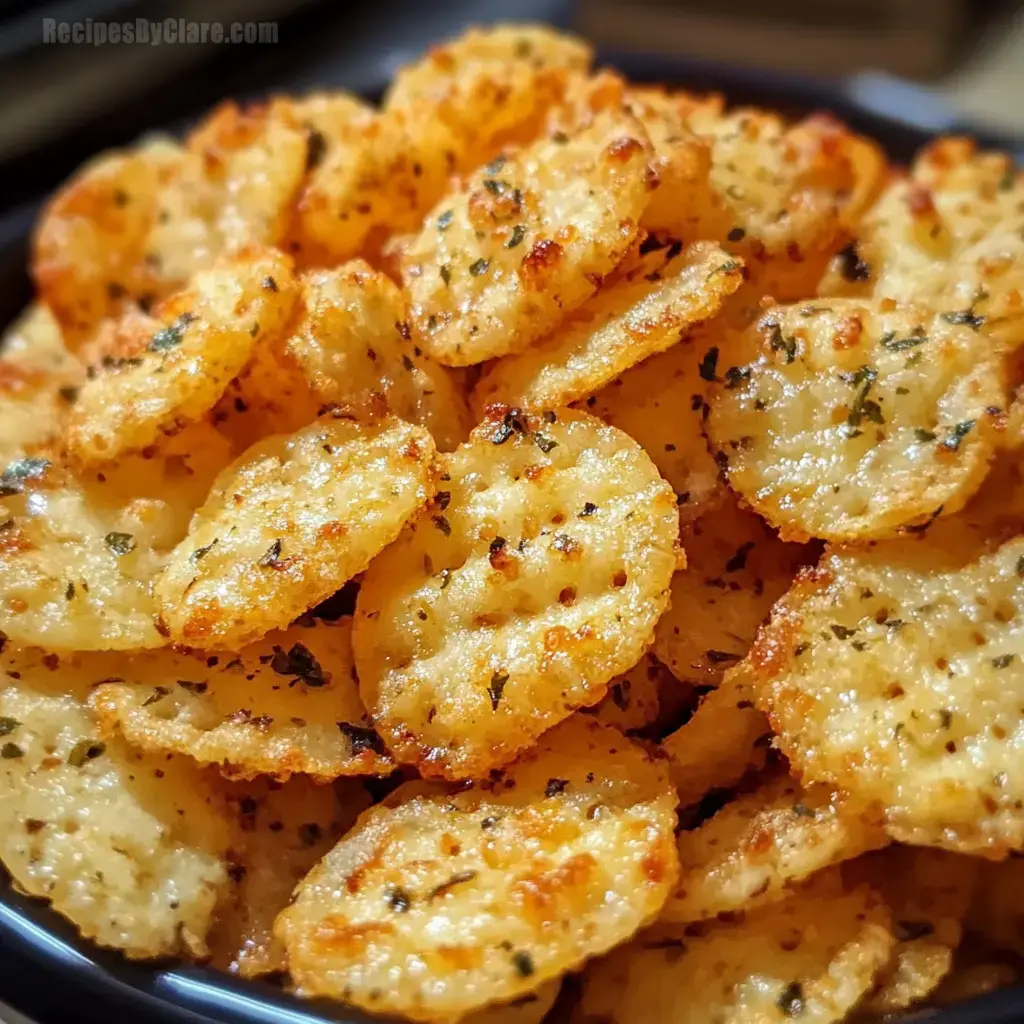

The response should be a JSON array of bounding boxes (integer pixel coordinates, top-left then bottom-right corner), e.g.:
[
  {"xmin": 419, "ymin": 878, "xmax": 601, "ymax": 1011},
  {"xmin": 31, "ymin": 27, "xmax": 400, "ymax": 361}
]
[
  {"xmin": 32, "ymin": 146, "xmax": 172, "ymax": 343},
  {"xmin": 0, "ymin": 425, "xmax": 233, "ymax": 651},
  {"xmin": 156, "ymin": 414, "xmax": 436, "ymax": 649},
  {"xmin": 751, "ymin": 534, "xmax": 1024, "ymax": 855},
  {"xmin": 653, "ymin": 500, "xmax": 812, "ymax": 686},
  {"xmin": 90, "ymin": 619, "xmax": 394, "ymax": 780},
  {"xmin": 573, "ymin": 870, "xmax": 894, "ymax": 1024},
  {"xmin": 353, "ymin": 408, "xmax": 678, "ymax": 779},
  {"xmin": 821, "ymin": 139, "xmax": 1024, "ymax": 350},
  {"xmin": 66, "ymin": 249, "xmax": 299, "ymax": 463},
  {"xmin": 401, "ymin": 108, "xmax": 653, "ymax": 366},
  {"xmin": 282, "ymin": 262, "xmax": 471, "ymax": 451},
  {"xmin": 663, "ymin": 772, "xmax": 886, "ymax": 924},
  {"xmin": 0, "ymin": 646, "xmax": 231, "ymax": 959},
  {"xmin": 275, "ymin": 717, "xmax": 678, "ymax": 1022},
  {"xmin": 472, "ymin": 242, "xmax": 743, "ymax": 411},
  {"xmin": 706, "ymin": 299, "xmax": 1005, "ymax": 541}
]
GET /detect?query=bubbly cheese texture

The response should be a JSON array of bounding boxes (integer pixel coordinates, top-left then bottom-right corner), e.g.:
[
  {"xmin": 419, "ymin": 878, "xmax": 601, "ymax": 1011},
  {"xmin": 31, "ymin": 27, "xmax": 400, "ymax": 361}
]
[
  {"xmin": 276, "ymin": 718, "xmax": 678, "ymax": 1022},
  {"xmin": 0, "ymin": 423, "xmax": 232, "ymax": 651},
  {"xmin": 281, "ymin": 262, "xmax": 471, "ymax": 451},
  {"xmin": 664, "ymin": 772, "xmax": 885, "ymax": 923},
  {"xmin": 66, "ymin": 249, "xmax": 299, "ymax": 463},
  {"xmin": 354, "ymin": 408, "xmax": 678, "ymax": 779}
]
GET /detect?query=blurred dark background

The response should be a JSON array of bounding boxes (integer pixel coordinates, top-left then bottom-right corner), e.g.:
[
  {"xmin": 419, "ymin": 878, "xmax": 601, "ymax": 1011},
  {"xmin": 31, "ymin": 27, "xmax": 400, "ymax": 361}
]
[{"xmin": 0, "ymin": 0, "xmax": 1021, "ymax": 213}]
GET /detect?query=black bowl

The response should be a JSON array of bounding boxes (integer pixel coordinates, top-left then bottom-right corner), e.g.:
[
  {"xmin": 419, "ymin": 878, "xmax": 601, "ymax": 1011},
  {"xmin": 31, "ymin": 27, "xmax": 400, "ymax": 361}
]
[{"xmin": 1, "ymin": 44, "xmax": 1022, "ymax": 1024}]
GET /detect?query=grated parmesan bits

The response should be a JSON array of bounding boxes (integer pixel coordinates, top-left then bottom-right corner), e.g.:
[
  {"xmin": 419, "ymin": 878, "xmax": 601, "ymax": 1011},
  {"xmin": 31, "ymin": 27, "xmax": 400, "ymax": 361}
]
[
  {"xmin": 751, "ymin": 534, "xmax": 1024, "ymax": 855},
  {"xmin": 66, "ymin": 249, "xmax": 299, "ymax": 464},
  {"xmin": 663, "ymin": 771, "xmax": 886, "ymax": 923},
  {"xmin": 706, "ymin": 299, "xmax": 1005, "ymax": 541},
  {"xmin": 572, "ymin": 870, "xmax": 894, "ymax": 1024},
  {"xmin": 90, "ymin": 618, "xmax": 394, "ymax": 781},
  {"xmin": 353, "ymin": 408, "xmax": 678, "ymax": 779},
  {"xmin": 472, "ymin": 242, "xmax": 743, "ymax": 411},
  {"xmin": 401, "ymin": 108, "xmax": 653, "ymax": 366},
  {"xmin": 0, "ymin": 646, "xmax": 231, "ymax": 959},
  {"xmin": 155, "ymin": 414, "xmax": 436, "ymax": 649},
  {"xmin": 653, "ymin": 500, "xmax": 812, "ymax": 686},
  {"xmin": 276, "ymin": 717, "xmax": 678, "ymax": 1022}
]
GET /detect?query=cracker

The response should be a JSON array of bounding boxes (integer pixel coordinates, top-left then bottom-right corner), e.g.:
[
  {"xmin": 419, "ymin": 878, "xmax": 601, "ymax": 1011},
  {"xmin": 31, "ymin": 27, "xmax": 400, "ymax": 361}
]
[{"xmin": 354, "ymin": 408, "xmax": 678, "ymax": 778}]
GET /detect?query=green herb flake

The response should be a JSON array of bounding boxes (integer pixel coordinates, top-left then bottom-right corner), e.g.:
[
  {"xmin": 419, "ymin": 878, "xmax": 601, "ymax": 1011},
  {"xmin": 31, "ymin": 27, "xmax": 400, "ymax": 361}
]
[
  {"xmin": 104, "ymin": 532, "xmax": 136, "ymax": 556},
  {"xmin": 337, "ymin": 722, "xmax": 385, "ymax": 755},
  {"xmin": 0, "ymin": 456, "xmax": 51, "ymax": 496},
  {"xmin": 777, "ymin": 981, "xmax": 804, "ymax": 1017},
  {"xmin": 768, "ymin": 324, "xmax": 797, "ymax": 363},
  {"xmin": 0, "ymin": 717, "xmax": 21, "ymax": 736},
  {"xmin": 440, "ymin": 263, "xmax": 452, "ymax": 286},
  {"xmin": 843, "ymin": 365, "xmax": 879, "ymax": 435},
  {"xmin": 1, "ymin": 743, "xmax": 23, "ymax": 759},
  {"xmin": 428, "ymin": 870, "xmax": 478, "ymax": 899},
  {"xmin": 67, "ymin": 739, "xmax": 105, "ymax": 768},
  {"xmin": 258, "ymin": 539, "xmax": 283, "ymax": 568},
  {"xmin": 191, "ymin": 538, "xmax": 219, "ymax": 562},
  {"xmin": 993, "ymin": 654, "xmax": 1016, "ymax": 669},
  {"xmin": 387, "ymin": 887, "xmax": 412, "ymax": 913},
  {"xmin": 882, "ymin": 329, "xmax": 929, "ymax": 351},
  {"xmin": 698, "ymin": 347, "xmax": 719, "ymax": 382},
  {"xmin": 914, "ymin": 429, "xmax": 937, "ymax": 443},
  {"xmin": 534, "ymin": 433, "xmax": 558, "ymax": 454},
  {"xmin": 149, "ymin": 312, "xmax": 197, "ymax": 353},
  {"xmin": 469, "ymin": 258, "xmax": 490, "ymax": 277},
  {"xmin": 511, "ymin": 950, "xmax": 535, "ymax": 977},
  {"xmin": 940, "ymin": 309, "xmax": 986, "ymax": 330},
  {"xmin": 487, "ymin": 671, "xmax": 509, "ymax": 710},
  {"xmin": 437, "ymin": 209, "xmax": 453, "ymax": 232},
  {"xmin": 142, "ymin": 686, "xmax": 171, "ymax": 707},
  {"xmin": 507, "ymin": 224, "xmax": 527, "ymax": 248},
  {"xmin": 942, "ymin": 420, "xmax": 975, "ymax": 452},
  {"xmin": 271, "ymin": 643, "xmax": 328, "ymax": 687}
]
